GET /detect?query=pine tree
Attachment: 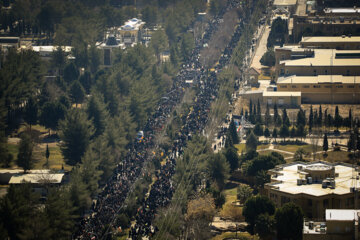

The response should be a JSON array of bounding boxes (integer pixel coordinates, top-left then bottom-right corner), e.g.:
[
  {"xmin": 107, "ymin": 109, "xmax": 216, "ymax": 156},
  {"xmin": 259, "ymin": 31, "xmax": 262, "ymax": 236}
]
[
  {"xmin": 59, "ymin": 109, "xmax": 94, "ymax": 166},
  {"xmin": 309, "ymin": 105, "xmax": 314, "ymax": 133},
  {"xmin": 273, "ymin": 104, "xmax": 279, "ymax": 124},
  {"xmin": 323, "ymin": 133, "xmax": 328, "ymax": 152},
  {"xmin": 282, "ymin": 108, "xmax": 290, "ymax": 127},
  {"xmin": 318, "ymin": 105, "xmax": 323, "ymax": 127},
  {"xmin": 86, "ymin": 92, "xmax": 109, "ymax": 137},
  {"xmin": 265, "ymin": 103, "xmax": 272, "ymax": 127},
  {"xmin": 246, "ymin": 131, "xmax": 258, "ymax": 151},
  {"xmin": 272, "ymin": 128, "xmax": 278, "ymax": 142},
  {"xmin": 249, "ymin": 99, "xmax": 253, "ymax": 116},
  {"xmin": 70, "ymin": 81, "xmax": 85, "ymax": 107},
  {"xmin": 264, "ymin": 128, "xmax": 270, "ymax": 138},
  {"xmin": 24, "ymin": 97, "xmax": 38, "ymax": 131},
  {"xmin": 334, "ymin": 106, "xmax": 342, "ymax": 130},
  {"xmin": 280, "ymin": 125, "xmax": 289, "ymax": 142},
  {"xmin": 296, "ymin": 108, "xmax": 306, "ymax": 127},
  {"xmin": 45, "ymin": 188, "xmax": 77, "ymax": 239},
  {"xmin": 17, "ymin": 133, "xmax": 34, "ymax": 173},
  {"xmin": 228, "ymin": 118, "xmax": 239, "ymax": 144},
  {"xmin": 45, "ymin": 144, "xmax": 50, "ymax": 168}
]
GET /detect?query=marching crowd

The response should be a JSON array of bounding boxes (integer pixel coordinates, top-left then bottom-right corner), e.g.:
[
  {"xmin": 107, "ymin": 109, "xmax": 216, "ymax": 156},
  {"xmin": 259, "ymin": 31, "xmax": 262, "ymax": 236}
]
[{"xmin": 75, "ymin": 0, "xmax": 244, "ymax": 239}]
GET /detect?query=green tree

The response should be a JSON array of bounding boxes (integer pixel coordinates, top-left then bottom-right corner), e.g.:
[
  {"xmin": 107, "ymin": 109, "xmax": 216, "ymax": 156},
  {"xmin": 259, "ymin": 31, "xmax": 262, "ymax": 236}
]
[
  {"xmin": 309, "ymin": 105, "xmax": 314, "ymax": 133},
  {"xmin": 206, "ymin": 153, "xmax": 230, "ymax": 190},
  {"xmin": 70, "ymin": 81, "xmax": 85, "ymax": 107},
  {"xmin": 334, "ymin": 106, "xmax": 342, "ymax": 130},
  {"xmin": 17, "ymin": 133, "xmax": 34, "ymax": 173},
  {"xmin": 63, "ymin": 62, "xmax": 79, "ymax": 84},
  {"xmin": 0, "ymin": 184, "xmax": 38, "ymax": 239},
  {"xmin": 272, "ymin": 128, "xmax": 278, "ymax": 142},
  {"xmin": 79, "ymin": 71, "xmax": 92, "ymax": 94},
  {"xmin": 237, "ymin": 184, "xmax": 253, "ymax": 204},
  {"xmin": 51, "ymin": 46, "xmax": 66, "ymax": 74},
  {"xmin": 246, "ymin": 131, "xmax": 258, "ymax": 152},
  {"xmin": 265, "ymin": 103, "xmax": 272, "ymax": 127},
  {"xmin": 260, "ymin": 48, "xmax": 275, "ymax": 67},
  {"xmin": 69, "ymin": 168, "xmax": 91, "ymax": 215},
  {"xmin": 86, "ymin": 92, "xmax": 109, "ymax": 137},
  {"xmin": 279, "ymin": 124, "xmax": 289, "ymax": 141},
  {"xmin": 45, "ymin": 144, "xmax": 50, "ymax": 168},
  {"xmin": 228, "ymin": 118, "xmax": 239, "ymax": 144},
  {"xmin": 282, "ymin": 108, "xmax": 290, "ymax": 127},
  {"xmin": 59, "ymin": 109, "xmax": 94, "ymax": 166},
  {"xmin": 243, "ymin": 195, "xmax": 275, "ymax": 232},
  {"xmin": 45, "ymin": 188, "xmax": 77, "ymax": 239},
  {"xmin": 254, "ymin": 123, "xmax": 263, "ymax": 136},
  {"xmin": 224, "ymin": 146, "xmax": 240, "ymax": 172},
  {"xmin": 323, "ymin": 133, "xmax": 328, "ymax": 153},
  {"xmin": 23, "ymin": 97, "xmax": 38, "ymax": 131},
  {"xmin": 297, "ymin": 108, "xmax": 306, "ymax": 127},
  {"xmin": 254, "ymin": 213, "xmax": 275, "ymax": 240},
  {"xmin": 150, "ymin": 29, "xmax": 169, "ymax": 62},
  {"xmin": 267, "ymin": 17, "xmax": 288, "ymax": 48},
  {"xmin": 264, "ymin": 127, "xmax": 270, "ymax": 138},
  {"xmin": 273, "ymin": 104, "xmax": 279, "ymax": 126},
  {"xmin": 294, "ymin": 148, "xmax": 308, "ymax": 162},
  {"xmin": 275, "ymin": 202, "xmax": 304, "ymax": 240},
  {"xmin": 39, "ymin": 101, "xmax": 67, "ymax": 134}
]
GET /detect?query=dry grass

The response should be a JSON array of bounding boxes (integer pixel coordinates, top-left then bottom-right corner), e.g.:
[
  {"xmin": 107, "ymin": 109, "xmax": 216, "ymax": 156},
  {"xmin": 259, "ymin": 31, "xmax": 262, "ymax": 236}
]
[
  {"xmin": 258, "ymin": 149, "xmax": 293, "ymax": 159},
  {"xmin": 211, "ymin": 231, "xmax": 257, "ymax": 240}
]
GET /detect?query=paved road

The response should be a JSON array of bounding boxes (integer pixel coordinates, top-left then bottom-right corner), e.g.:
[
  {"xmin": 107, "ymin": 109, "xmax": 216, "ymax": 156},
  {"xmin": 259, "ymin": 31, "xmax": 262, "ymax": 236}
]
[{"xmin": 250, "ymin": 25, "xmax": 270, "ymax": 70}]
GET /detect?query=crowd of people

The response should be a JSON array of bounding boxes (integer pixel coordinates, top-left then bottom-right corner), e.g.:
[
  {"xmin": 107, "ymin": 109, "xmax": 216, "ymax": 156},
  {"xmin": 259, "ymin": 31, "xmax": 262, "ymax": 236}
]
[{"xmin": 75, "ymin": 0, "xmax": 245, "ymax": 239}]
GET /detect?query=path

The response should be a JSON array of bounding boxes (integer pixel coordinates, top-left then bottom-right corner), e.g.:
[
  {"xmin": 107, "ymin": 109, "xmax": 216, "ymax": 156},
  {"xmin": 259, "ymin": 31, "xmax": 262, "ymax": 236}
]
[{"xmin": 250, "ymin": 25, "xmax": 270, "ymax": 69}]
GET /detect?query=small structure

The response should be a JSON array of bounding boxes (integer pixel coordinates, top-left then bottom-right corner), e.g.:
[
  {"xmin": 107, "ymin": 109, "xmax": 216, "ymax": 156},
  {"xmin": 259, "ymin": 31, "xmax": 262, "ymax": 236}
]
[
  {"xmin": 263, "ymin": 90, "xmax": 301, "ymax": 107},
  {"xmin": 247, "ymin": 67, "xmax": 261, "ymax": 86},
  {"xmin": 119, "ymin": 18, "xmax": 145, "ymax": 46},
  {"xmin": 31, "ymin": 46, "xmax": 73, "ymax": 60},
  {"xmin": 97, "ymin": 34, "xmax": 124, "ymax": 66},
  {"xmin": 265, "ymin": 161, "xmax": 360, "ymax": 219},
  {"xmin": 303, "ymin": 209, "xmax": 360, "ymax": 240}
]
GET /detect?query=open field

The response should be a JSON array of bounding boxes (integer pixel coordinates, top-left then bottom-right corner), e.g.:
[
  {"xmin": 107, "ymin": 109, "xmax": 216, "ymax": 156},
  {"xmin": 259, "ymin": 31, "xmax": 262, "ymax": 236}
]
[
  {"xmin": 274, "ymin": 144, "xmax": 318, "ymax": 154},
  {"xmin": 211, "ymin": 231, "xmax": 256, "ymax": 240},
  {"xmin": 314, "ymin": 150, "xmax": 356, "ymax": 164}
]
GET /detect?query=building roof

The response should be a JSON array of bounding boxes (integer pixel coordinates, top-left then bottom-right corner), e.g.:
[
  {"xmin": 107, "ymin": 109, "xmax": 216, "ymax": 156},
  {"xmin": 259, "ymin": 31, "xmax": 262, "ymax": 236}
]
[
  {"xmin": 263, "ymin": 91, "xmax": 301, "ymax": 97},
  {"xmin": 280, "ymin": 49, "xmax": 360, "ymax": 67},
  {"xmin": 301, "ymin": 36, "xmax": 360, "ymax": 44},
  {"xmin": 326, "ymin": 209, "xmax": 360, "ymax": 221},
  {"xmin": 277, "ymin": 75, "xmax": 360, "ymax": 84},
  {"xmin": 267, "ymin": 162, "xmax": 360, "ymax": 197},
  {"xmin": 324, "ymin": 8, "xmax": 360, "ymax": 14},
  {"xmin": 120, "ymin": 18, "xmax": 145, "ymax": 31},
  {"xmin": 273, "ymin": 0, "xmax": 297, "ymax": 6},
  {"xmin": 31, "ymin": 46, "xmax": 72, "ymax": 53},
  {"xmin": 9, "ymin": 172, "xmax": 65, "ymax": 184}
]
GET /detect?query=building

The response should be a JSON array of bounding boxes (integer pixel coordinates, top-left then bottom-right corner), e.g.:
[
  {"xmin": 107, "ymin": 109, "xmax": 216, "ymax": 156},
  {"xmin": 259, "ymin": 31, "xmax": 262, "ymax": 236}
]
[
  {"xmin": 300, "ymin": 36, "xmax": 360, "ymax": 50},
  {"xmin": 31, "ymin": 46, "xmax": 73, "ymax": 60},
  {"xmin": 246, "ymin": 67, "xmax": 261, "ymax": 86},
  {"xmin": 273, "ymin": 0, "xmax": 298, "ymax": 14},
  {"xmin": 0, "ymin": 37, "xmax": 20, "ymax": 51},
  {"xmin": 292, "ymin": 6, "xmax": 360, "ymax": 41},
  {"xmin": 265, "ymin": 161, "xmax": 360, "ymax": 219},
  {"xmin": 303, "ymin": 209, "xmax": 360, "ymax": 240},
  {"xmin": 97, "ymin": 35, "xmax": 124, "ymax": 66},
  {"xmin": 277, "ymin": 75, "xmax": 360, "ymax": 103},
  {"xmin": 276, "ymin": 48, "xmax": 360, "ymax": 78},
  {"xmin": 263, "ymin": 90, "xmax": 301, "ymax": 107},
  {"xmin": 119, "ymin": 18, "xmax": 145, "ymax": 46}
]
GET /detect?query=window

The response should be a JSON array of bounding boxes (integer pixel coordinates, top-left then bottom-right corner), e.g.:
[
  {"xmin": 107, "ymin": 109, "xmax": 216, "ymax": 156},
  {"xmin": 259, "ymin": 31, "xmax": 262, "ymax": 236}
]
[
  {"xmin": 278, "ymin": 99, "xmax": 284, "ymax": 105},
  {"xmin": 347, "ymin": 70, "xmax": 350, "ymax": 76},
  {"xmin": 347, "ymin": 85, "xmax": 355, "ymax": 88},
  {"xmin": 303, "ymin": 85, "xmax": 310, "ymax": 88},
  {"xmin": 325, "ymin": 85, "xmax": 332, "ymax": 88},
  {"xmin": 280, "ymin": 85, "xmax": 287, "ymax": 88},
  {"xmin": 314, "ymin": 70, "xmax": 317, "ymax": 76},
  {"xmin": 324, "ymin": 70, "xmax": 328, "ymax": 75},
  {"xmin": 292, "ymin": 85, "xmax": 297, "ymax": 88},
  {"xmin": 281, "ymin": 54, "xmax": 285, "ymax": 60},
  {"xmin": 336, "ymin": 85, "xmax": 343, "ymax": 88},
  {"xmin": 313, "ymin": 85, "xmax": 321, "ymax": 88},
  {"xmin": 267, "ymin": 99, "xmax": 273, "ymax": 105}
]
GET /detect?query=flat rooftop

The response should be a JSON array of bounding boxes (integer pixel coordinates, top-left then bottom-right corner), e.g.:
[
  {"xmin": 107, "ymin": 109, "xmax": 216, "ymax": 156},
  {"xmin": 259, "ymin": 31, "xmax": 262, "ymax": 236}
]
[
  {"xmin": 326, "ymin": 209, "xmax": 360, "ymax": 221},
  {"xmin": 280, "ymin": 49, "xmax": 360, "ymax": 67},
  {"xmin": 267, "ymin": 162, "xmax": 360, "ymax": 197},
  {"xmin": 277, "ymin": 75, "xmax": 360, "ymax": 84},
  {"xmin": 9, "ymin": 172, "xmax": 65, "ymax": 184},
  {"xmin": 274, "ymin": 0, "xmax": 297, "ymax": 6},
  {"xmin": 301, "ymin": 36, "xmax": 360, "ymax": 43},
  {"xmin": 324, "ymin": 8, "xmax": 360, "ymax": 14}
]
